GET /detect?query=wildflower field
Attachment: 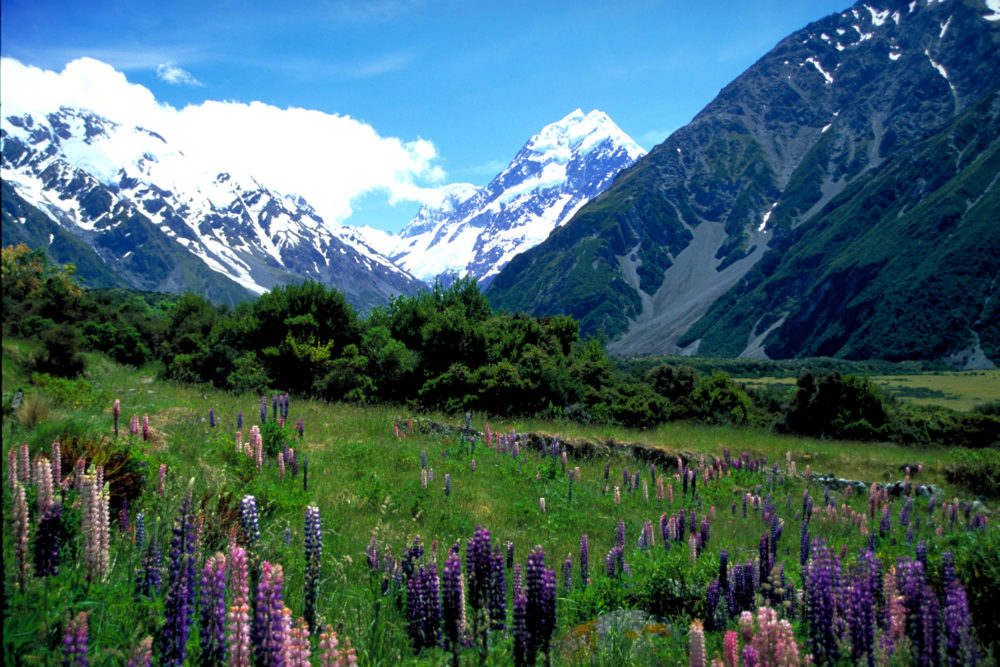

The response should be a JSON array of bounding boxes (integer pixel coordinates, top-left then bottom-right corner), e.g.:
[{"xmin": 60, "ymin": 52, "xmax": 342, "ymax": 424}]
[{"xmin": 2, "ymin": 342, "xmax": 998, "ymax": 665}]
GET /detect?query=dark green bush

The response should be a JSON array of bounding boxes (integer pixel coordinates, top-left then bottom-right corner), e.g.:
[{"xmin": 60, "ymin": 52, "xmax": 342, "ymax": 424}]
[{"xmin": 944, "ymin": 448, "xmax": 1000, "ymax": 496}]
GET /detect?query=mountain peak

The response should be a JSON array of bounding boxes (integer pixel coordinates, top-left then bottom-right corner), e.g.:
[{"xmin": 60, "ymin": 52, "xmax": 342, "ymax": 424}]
[
  {"xmin": 390, "ymin": 110, "xmax": 645, "ymax": 285},
  {"xmin": 526, "ymin": 108, "xmax": 644, "ymax": 163}
]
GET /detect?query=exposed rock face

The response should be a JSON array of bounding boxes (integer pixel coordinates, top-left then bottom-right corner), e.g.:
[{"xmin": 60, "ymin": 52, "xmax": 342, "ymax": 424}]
[{"xmin": 487, "ymin": 0, "xmax": 1000, "ymax": 365}]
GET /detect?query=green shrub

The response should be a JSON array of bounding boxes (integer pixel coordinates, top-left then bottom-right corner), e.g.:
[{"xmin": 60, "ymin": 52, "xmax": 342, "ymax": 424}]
[{"xmin": 944, "ymin": 448, "xmax": 1000, "ymax": 496}]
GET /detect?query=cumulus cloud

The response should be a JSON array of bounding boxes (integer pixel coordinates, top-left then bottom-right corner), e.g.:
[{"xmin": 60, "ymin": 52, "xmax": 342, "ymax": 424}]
[
  {"xmin": 156, "ymin": 63, "xmax": 204, "ymax": 87},
  {"xmin": 0, "ymin": 57, "xmax": 446, "ymax": 225}
]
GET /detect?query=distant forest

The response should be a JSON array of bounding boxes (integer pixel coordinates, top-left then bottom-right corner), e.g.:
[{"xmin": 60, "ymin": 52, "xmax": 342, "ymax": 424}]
[{"xmin": 3, "ymin": 242, "xmax": 998, "ymax": 448}]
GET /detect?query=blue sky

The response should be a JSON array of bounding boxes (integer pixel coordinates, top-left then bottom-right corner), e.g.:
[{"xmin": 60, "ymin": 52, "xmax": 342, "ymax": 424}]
[{"xmin": 2, "ymin": 0, "xmax": 852, "ymax": 232}]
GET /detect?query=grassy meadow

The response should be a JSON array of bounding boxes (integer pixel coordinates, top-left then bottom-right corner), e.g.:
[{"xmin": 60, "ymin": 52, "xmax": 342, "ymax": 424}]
[
  {"xmin": 3, "ymin": 339, "xmax": 998, "ymax": 665},
  {"xmin": 740, "ymin": 370, "xmax": 1000, "ymax": 413}
]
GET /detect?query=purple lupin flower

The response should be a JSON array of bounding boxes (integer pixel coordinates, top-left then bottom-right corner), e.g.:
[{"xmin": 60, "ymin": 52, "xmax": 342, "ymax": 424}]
[
  {"xmin": 209, "ymin": 408, "xmax": 216, "ymax": 428},
  {"xmin": 579, "ymin": 535, "xmax": 589, "ymax": 588},
  {"xmin": 525, "ymin": 546, "xmax": 557, "ymax": 664},
  {"xmin": 136, "ymin": 539, "xmax": 162, "ymax": 597},
  {"xmin": 511, "ymin": 564, "xmax": 523, "ymax": 599},
  {"xmin": 512, "ymin": 593, "xmax": 529, "ymax": 667},
  {"xmin": 897, "ymin": 557, "xmax": 928, "ymax": 657},
  {"xmin": 34, "ymin": 501, "xmax": 62, "ymax": 577},
  {"xmin": 562, "ymin": 554, "xmax": 572, "ymax": 590},
  {"xmin": 943, "ymin": 565, "xmax": 975, "ymax": 666},
  {"xmin": 296, "ymin": 417, "xmax": 304, "ymax": 438},
  {"xmin": 489, "ymin": 547, "xmax": 506, "ymax": 631},
  {"xmin": 615, "ymin": 520, "xmax": 625, "ymax": 549},
  {"xmin": 251, "ymin": 561, "xmax": 285, "ymax": 666},
  {"xmin": 405, "ymin": 567, "xmax": 424, "ymax": 650},
  {"xmin": 119, "ymin": 496, "xmax": 130, "ymax": 534},
  {"xmin": 805, "ymin": 539, "xmax": 840, "ymax": 665},
  {"xmin": 237, "ymin": 411, "xmax": 243, "ymax": 430},
  {"xmin": 199, "ymin": 552, "xmax": 227, "ymax": 665},
  {"xmin": 63, "ymin": 611, "xmax": 89, "ymax": 667},
  {"xmin": 444, "ymin": 473, "xmax": 451, "ymax": 497},
  {"xmin": 758, "ymin": 532, "xmax": 771, "ymax": 585},
  {"xmin": 846, "ymin": 550, "xmax": 878, "ymax": 666},
  {"xmin": 155, "ymin": 492, "xmax": 197, "ymax": 666},
  {"xmin": 113, "ymin": 399, "xmax": 121, "ymax": 436},
  {"xmin": 260, "ymin": 396, "xmax": 267, "ymax": 425},
  {"xmin": 239, "ymin": 495, "xmax": 260, "ymax": 550},
  {"xmin": 465, "ymin": 526, "xmax": 492, "ymax": 613},
  {"xmin": 799, "ymin": 520, "xmax": 811, "ymax": 566},
  {"xmin": 304, "ymin": 506, "xmax": 323, "ymax": 632},
  {"xmin": 441, "ymin": 550, "xmax": 464, "ymax": 657}
]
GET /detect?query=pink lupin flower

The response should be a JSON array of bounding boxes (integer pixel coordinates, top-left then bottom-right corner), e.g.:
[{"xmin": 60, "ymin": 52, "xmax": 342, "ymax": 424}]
[
  {"xmin": 36, "ymin": 457, "xmax": 53, "ymax": 513},
  {"xmin": 13, "ymin": 482, "xmax": 31, "ymax": 590},
  {"xmin": 286, "ymin": 616, "xmax": 312, "ymax": 666},
  {"xmin": 82, "ymin": 470, "xmax": 110, "ymax": 581},
  {"xmin": 710, "ymin": 505, "xmax": 716, "ymax": 523},
  {"xmin": 130, "ymin": 414, "xmax": 140, "ymax": 435},
  {"xmin": 113, "ymin": 399, "xmax": 120, "ymax": 436},
  {"xmin": 19, "ymin": 443, "xmax": 30, "ymax": 483},
  {"xmin": 540, "ymin": 497, "xmax": 546, "ymax": 513},
  {"xmin": 7, "ymin": 448, "xmax": 18, "ymax": 490},
  {"xmin": 656, "ymin": 476, "xmax": 664, "ymax": 501},
  {"xmin": 393, "ymin": 423, "xmax": 400, "ymax": 438},
  {"xmin": 74, "ymin": 458, "xmax": 85, "ymax": 493},
  {"xmin": 643, "ymin": 480, "xmax": 649, "ymax": 503},
  {"xmin": 421, "ymin": 469, "xmax": 428, "ymax": 488},
  {"xmin": 470, "ymin": 459, "xmax": 476, "ymax": 472},
  {"xmin": 278, "ymin": 452, "xmax": 286, "ymax": 481},
  {"xmin": 667, "ymin": 482, "xmax": 674, "ymax": 504},
  {"xmin": 157, "ymin": 463, "xmax": 167, "ymax": 496},
  {"xmin": 51, "ymin": 439, "xmax": 61, "ymax": 488},
  {"xmin": 142, "ymin": 414, "xmax": 150, "ymax": 441},
  {"xmin": 738, "ymin": 610, "xmax": 755, "ymax": 644},
  {"xmin": 574, "ymin": 465, "xmax": 581, "ymax": 480},
  {"xmin": 485, "ymin": 423, "xmax": 491, "ymax": 446},
  {"xmin": 318, "ymin": 624, "xmax": 341, "ymax": 666},
  {"xmin": 236, "ymin": 430, "xmax": 242, "ymax": 454},
  {"xmin": 689, "ymin": 532, "xmax": 697, "ymax": 564},
  {"xmin": 723, "ymin": 630, "xmax": 739, "ymax": 667},
  {"xmin": 127, "ymin": 636, "xmax": 153, "ymax": 667},
  {"xmin": 614, "ymin": 486, "xmax": 621, "ymax": 504},
  {"xmin": 227, "ymin": 545, "xmax": 251, "ymax": 666},
  {"xmin": 689, "ymin": 620, "xmax": 706, "ymax": 667}
]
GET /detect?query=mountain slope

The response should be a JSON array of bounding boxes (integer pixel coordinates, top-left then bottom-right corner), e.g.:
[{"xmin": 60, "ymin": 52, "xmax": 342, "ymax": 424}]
[
  {"xmin": 1, "ymin": 106, "xmax": 423, "ymax": 309},
  {"xmin": 486, "ymin": 0, "xmax": 1000, "ymax": 365},
  {"xmin": 390, "ymin": 109, "xmax": 644, "ymax": 286}
]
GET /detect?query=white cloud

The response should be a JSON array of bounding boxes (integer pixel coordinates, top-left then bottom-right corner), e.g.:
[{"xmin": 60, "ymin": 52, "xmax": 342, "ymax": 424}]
[
  {"xmin": 156, "ymin": 63, "xmax": 204, "ymax": 87},
  {"xmin": 0, "ymin": 57, "xmax": 446, "ymax": 225}
]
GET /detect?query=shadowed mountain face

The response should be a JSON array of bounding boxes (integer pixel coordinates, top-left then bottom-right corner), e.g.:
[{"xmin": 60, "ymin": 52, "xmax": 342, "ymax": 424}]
[
  {"xmin": 486, "ymin": 0, "xmax": 1000, "ymax": 367},
  {"xmin": 1, "ymin": 107, "xmax": 423, "ymax": 310}
]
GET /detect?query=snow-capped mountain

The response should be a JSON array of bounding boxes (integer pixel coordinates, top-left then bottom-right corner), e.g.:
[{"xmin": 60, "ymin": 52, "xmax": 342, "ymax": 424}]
[
  {"xmin": 388, "ymin": 109, "xmax": 645, "ymax": 286},
  {"xmin": 1, "ymin": 106, "xmax": 423, "ymax": 309},
  {"xmin": 487, "ymin": 0, "xmax": 1000, "ymax": 366}
]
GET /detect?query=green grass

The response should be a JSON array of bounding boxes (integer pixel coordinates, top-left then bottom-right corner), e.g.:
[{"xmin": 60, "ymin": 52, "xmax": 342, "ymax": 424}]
[
  {"xmin": 3, "ymin": 342, "xmax": 998, "ymax": 665},
  {"xmin": 741, "ymin": 369, "xmax": 1000, "ymax": 412}
]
